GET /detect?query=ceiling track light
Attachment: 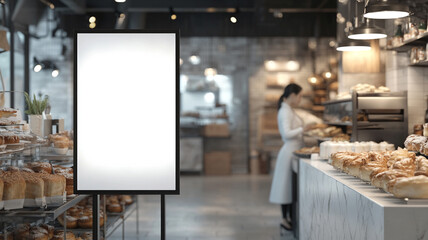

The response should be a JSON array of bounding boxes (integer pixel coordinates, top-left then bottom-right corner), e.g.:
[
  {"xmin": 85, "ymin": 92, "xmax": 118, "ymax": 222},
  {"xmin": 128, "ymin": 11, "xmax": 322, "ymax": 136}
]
[
  {"xmin": 33, "ymin": 58, "xmax": 60, "ymax": 78},
  {"xmin": 33, "ymin": 57, "xmax": 42, "ymax": 73},
  {"xmin": 230, "ymin": 7, "xmax": 239, "ymax": 23},
  {"xmin": 170, "ymin": 7, "xmax": 177, "ymax": 20},
  {"xmin": 364, "ymin": 0, "xmax": 410, "ymax": 19},
  {"xmin": 348, "ymin": 19, "xmax": 387, "ymax": 40},
  {"xmin": 336, "ymin": 41, "xmax": 371, "ymax": 51}
]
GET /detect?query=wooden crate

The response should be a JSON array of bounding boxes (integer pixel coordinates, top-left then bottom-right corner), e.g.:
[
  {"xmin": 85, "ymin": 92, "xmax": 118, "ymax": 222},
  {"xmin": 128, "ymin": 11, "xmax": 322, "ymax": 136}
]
[
  {"xmin": 203, "ymin": 123, "xmax": 230, "ymax": 137},
  {"xmin": 204, "ymin": 151, "xmax": 231, "ymax": 175}
]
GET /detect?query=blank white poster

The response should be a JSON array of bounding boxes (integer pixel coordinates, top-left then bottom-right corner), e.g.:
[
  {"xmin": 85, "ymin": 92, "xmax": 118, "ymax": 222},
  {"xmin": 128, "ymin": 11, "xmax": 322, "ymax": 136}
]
[{"xmin": 76, "ymin": 32, "xmax": 177, "ymax": 191}]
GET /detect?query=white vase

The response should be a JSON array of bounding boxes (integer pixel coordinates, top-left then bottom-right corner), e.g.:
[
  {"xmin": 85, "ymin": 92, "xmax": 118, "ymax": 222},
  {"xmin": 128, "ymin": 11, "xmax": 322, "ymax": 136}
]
[{"xmin": 29, "ymin": 115, "xmax": 43, "ymax": 137}]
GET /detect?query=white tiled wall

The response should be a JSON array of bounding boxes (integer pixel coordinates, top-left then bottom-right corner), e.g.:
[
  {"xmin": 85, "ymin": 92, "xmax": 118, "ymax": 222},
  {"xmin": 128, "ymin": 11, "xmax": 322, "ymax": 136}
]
[{"xmin": 385, "ymin": 51, "xmax": 428, "ymax": 134}]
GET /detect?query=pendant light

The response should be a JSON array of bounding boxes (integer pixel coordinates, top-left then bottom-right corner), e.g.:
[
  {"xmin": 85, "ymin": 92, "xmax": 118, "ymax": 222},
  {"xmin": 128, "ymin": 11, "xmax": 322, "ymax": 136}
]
[
  {"xmin": 204, "ymin": 39, "xmax": 217, "ymax": 81},
  {"xmin": 336, "ymin": 40, "xmax": 371, "ymax": 51},
  {"xmin": 364, "ymin": 0, "xmax": 410, "ymax": 19},
  {"xmin": 348, "ymin": 19, "xmax": 386, "ymax": 40}
]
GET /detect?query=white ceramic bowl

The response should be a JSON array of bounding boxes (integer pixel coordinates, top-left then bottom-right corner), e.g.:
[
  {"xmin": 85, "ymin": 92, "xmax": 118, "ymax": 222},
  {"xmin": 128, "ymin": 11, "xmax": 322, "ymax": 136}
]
[{"xmin": 54, "ymin": 147, "xmax": 68, "ymax": 155}]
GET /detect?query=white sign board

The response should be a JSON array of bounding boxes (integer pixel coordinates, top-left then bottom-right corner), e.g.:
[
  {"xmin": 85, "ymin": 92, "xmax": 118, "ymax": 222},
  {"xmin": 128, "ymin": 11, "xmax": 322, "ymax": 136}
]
[{"xmin": 74, "ymin": 31, "xmax": 179, "ymax": 194}]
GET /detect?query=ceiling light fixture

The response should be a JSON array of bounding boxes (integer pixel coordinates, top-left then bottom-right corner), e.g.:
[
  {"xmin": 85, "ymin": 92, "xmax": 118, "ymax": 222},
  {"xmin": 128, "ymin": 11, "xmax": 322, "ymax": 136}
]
[
  {"xmin": 230, "ymin": 8, "xmax": 239, "ymax": 24},
  {"xmin": 189, "ymin": 55, "xmax": 201, "ymax": 65},
  {"xmin": 170, "ymin": 7, "xmax": 177, "ymax": 20},
  {"xmin": 89, "ymin": 16, "xmax": 96, "ymax": 23},
  {"xmin": 51, "ymin": 66, "xmax": 59, "ymax": 78},
  {"xmin": 336, "ymin": 41, "xmax": 371, "ymax": 51},
  {"xmin": 89, "ymin": 22, "xmax": 96, "ymax": 29},
  {"xmin": 115, "ymin": 0, "xmax": 126, "ymax": 3},
  {"xmin": 364, "ymin": 0, "xmax": 410, "ymax": 19},
  {"xmin": 33, "ymin": 57, "xmax": 42, "ymax": 72},
  {"xmin": 348, "ymin": 19, "xmax": 387, "ymax": 40}
]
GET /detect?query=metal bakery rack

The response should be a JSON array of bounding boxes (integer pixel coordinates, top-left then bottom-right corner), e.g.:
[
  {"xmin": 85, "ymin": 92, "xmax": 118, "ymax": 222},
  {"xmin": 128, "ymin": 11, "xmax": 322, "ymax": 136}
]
[{"xmin": 0, "ymin": 142, "xmax": 141, "ymax": 240}]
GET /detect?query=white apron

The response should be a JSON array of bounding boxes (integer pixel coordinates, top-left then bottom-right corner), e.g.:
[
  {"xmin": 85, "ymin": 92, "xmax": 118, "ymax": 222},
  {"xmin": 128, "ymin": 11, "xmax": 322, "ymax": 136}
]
[{"xmin": 269, "ymin": 102, "xmax": 303, "ymax": 204}]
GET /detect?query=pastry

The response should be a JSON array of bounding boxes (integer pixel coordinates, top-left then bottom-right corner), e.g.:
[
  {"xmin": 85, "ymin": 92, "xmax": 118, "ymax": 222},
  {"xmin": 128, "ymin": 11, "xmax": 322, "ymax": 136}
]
[
  {"xmin": 14, "ymin": 223, "xmax": 31, "ymax": 239},
  {"xmin": 343, "ymin": 157, "xmax": 365, "ymax": 177},
  {"xmin": 371, "ymin": 170, "xmax": 411, "ymax": 192},
  {"xmin": 29, "ymin": 226, "xmax": 49, "ymax": 240},
  {"xmin": 0, "ymin": 108, "xmax": 17, "ymax": 118},
  {"xmin": 404, "ymin": 134, "xmax": 419, "ymax": 151},
  {"xmin": 359, "ymin": 161, "xmax": 387, "ymax": 182},
  {"xmin": 0, "ymin": 171, "xmax": 26, "ymax": 200},
  {"xmin": 107, "ymin": 203, "xmax": 123, "ymax": 213},
  {"xmin": 39, "ymin": 224, "xmax": 54, "ymax": 239},
  {"xmin": 77, "ymin": 216, "xmax": 92, "ymax": 228},
  {"xmin": 391, "ymin": 157, "xmax": 415, "ymax": 175},
  {"xmin": 389, "ymin": 175, "xmax": 428, "ymax": 198},
  {"xmin": 119, "ymin": 195, "xmax": 133, "ymax": 205},
  {"xmin": 52, "ymin": 230, "xmax": 76, "ymax": 240},
  {"xmin": 0, "ymin": 232, "xmax": 13, "ymax": 240},
  {"xmin": 26, "ymin": 162, "xmax": 52, "ymax": 174},
  {"xmin": 0, "ymin": 132, "xmax": 20, "ymax": 144},
  {"xmin": 57, "ymin": 214, "xmax": 78, "ymax": 229},
  {"xmin": 54, "ymin": 141, "xmax": 69, "ymax": 149},
  {"xmin": 331, "ymin": 152, "xmax": 360, "ymax": 170},
  {"xmin": 80, "ymin": 232, "xmax": 93, "ymax": 240},
  {"xmin": 21, "ymin": 167, "xmax": 35, "ymax": 173},
  {"xmin": 415, "ymin": 156, "xmax": 428, "ymax": 177},
  {"xmin": 424, "ymin": 123, "xmax": 428, "ymax": 137}
]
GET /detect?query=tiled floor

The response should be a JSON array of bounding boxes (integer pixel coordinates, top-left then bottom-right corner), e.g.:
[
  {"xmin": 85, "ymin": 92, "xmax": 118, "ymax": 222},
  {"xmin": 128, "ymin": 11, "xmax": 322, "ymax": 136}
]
[{"xmin": 109, "ymin": 175, "xmax": 295, "ymax": 240}]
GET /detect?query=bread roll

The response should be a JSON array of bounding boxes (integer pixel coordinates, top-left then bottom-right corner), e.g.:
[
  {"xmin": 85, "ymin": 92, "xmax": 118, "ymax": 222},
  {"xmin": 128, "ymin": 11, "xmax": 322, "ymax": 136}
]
[
  {"xmin": 52, "ymin": 230, "xmax": 76, "ymax": 240},
  {"xmin": 29, "ymin": 226, "xmax": 49, "ymax": 240},
  {"xmin": 39, "ymin": 224, "xmax": 54, "ymax": 239},
  {"xmin": 389, "ymin": 175, "xmax": 428, "ymax": 198},
  {"xmin": 26, "ymin": 162, "xmax": 52, "ymax": 174},
  {"xmin": 57, "ymin": 214, "xmax": 78, "ymax": 229}
]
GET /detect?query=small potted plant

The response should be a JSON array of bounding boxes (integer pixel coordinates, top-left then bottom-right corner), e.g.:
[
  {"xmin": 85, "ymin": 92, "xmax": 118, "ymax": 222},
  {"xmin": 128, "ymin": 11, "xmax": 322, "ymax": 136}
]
[{"xmin": 24, "ymin": 92, "xmax": 48, "ymax": 137}]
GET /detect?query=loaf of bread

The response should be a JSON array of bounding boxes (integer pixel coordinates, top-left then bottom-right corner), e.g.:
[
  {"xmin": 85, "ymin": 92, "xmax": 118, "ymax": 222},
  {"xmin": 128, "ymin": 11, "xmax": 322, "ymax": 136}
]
[
  {"xmin": 0, "ymin": 171, "xmax": 26, "ymax": 200},
  {"xmin": 20, "ymin": 172, "xmax": 45, "ymax": 207}
]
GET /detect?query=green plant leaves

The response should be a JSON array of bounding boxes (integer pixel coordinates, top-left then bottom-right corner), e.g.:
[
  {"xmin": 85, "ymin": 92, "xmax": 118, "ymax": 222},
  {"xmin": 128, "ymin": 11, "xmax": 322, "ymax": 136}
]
[{"xmin": 24, "ymin": 92, "xmax": 48, "ymax": 115}]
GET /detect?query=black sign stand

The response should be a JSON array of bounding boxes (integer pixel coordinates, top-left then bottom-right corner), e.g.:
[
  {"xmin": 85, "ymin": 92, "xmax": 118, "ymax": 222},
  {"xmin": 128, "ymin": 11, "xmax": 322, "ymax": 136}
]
[
  {"xmin": 93, "ymin": 194, "xmax": 100, "ymax": 240},
  {"xmin": 74, "ymin": 30, "xmax": 180, "ymax": 240},
  {"xmin": 161, "ymin": 194, "xmax": 166, "ymax": 240}
]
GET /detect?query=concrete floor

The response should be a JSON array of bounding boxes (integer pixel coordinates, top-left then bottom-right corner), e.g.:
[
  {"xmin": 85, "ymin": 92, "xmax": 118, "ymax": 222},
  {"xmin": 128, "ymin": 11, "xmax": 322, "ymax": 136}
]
[{"xmin": 109, "ymin": 175, "xmax": 295, "ymax": 240}]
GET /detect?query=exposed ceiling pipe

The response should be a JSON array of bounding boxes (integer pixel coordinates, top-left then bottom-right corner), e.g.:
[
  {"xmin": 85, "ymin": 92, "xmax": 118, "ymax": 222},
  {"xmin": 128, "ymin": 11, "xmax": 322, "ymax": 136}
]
[{"xmin": 59, "ymin": 0, "xmax": 85, "ymax": 14}]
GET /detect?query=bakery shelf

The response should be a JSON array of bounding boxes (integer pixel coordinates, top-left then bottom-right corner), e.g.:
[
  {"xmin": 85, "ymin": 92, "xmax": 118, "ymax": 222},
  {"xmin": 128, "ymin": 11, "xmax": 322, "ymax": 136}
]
[
  {"xmin": 325, "ymin": 121, "xmax": 352, "ymax": 126},
  {"xmin": 53, "ymin": 197, "xmax": 139, "ymax": 239},
  {"xmin": 0, "ymin": 195, "xmax": 89, "ymax": 223},
  {"xmin": 387, "ymin": 32, "xmax": 428, "ymax": 52},
  {"xmin": 409, "ymin": 60, "xmax": 428, "ymax": 67}
]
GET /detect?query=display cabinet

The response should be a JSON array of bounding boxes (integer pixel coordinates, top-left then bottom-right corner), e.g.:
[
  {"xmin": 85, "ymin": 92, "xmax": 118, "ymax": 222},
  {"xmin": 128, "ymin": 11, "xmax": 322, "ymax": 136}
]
[{"xmin": 322, "ymin": 91, "xmax": 408, "ymax": 147}]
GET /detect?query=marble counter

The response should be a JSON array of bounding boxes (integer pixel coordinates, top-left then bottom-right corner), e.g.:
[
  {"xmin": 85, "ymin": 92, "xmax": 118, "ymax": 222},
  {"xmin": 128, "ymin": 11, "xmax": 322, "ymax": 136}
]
[{"xmin": 298, "ymin": 159, "xmax": 428, "ymax": 240}]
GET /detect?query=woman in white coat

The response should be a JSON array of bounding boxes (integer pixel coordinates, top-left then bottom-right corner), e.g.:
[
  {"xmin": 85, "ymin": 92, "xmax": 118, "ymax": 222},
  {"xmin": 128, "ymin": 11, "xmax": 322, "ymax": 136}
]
[{"xmin": 269, "ymin": 83, "xmax": 310, "ymax": 232}]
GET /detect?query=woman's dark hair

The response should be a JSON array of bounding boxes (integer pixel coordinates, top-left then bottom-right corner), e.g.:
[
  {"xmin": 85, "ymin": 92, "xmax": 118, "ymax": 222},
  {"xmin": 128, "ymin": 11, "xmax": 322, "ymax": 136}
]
[{"xmin": 277, "ymin": 83, "xmax": 302, "ymax": 110}]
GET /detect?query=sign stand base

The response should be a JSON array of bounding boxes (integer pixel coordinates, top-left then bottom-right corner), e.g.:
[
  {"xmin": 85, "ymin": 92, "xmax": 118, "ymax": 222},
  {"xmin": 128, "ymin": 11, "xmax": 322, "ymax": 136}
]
[
  {"xmin": 93, "ymin": 194, "xmax": 100, "ymax": 240},
  {"xmin": 161, "ymin": 194, "xmax": 165, "ymax": 240}
]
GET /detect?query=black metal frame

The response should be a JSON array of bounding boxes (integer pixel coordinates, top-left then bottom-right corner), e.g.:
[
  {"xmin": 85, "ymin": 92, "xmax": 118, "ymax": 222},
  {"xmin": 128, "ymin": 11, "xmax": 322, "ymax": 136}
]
[{"xmin": 73, "ymin": 29, "xmax": 180, "ymax": 195}]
